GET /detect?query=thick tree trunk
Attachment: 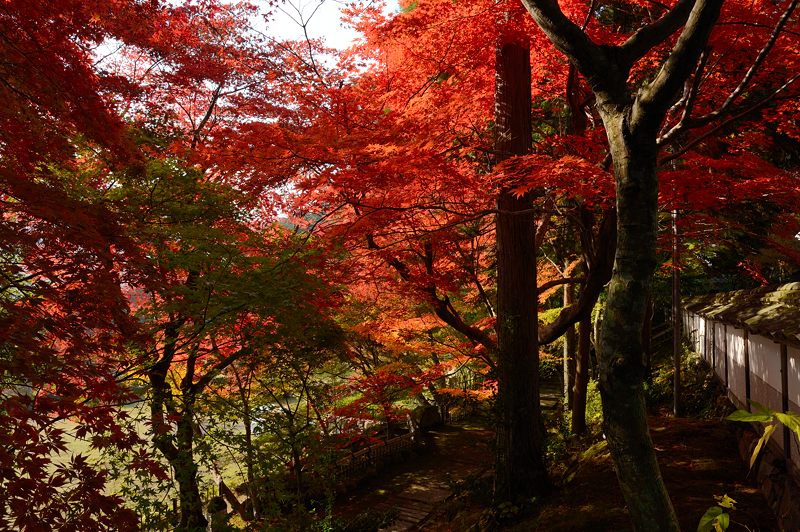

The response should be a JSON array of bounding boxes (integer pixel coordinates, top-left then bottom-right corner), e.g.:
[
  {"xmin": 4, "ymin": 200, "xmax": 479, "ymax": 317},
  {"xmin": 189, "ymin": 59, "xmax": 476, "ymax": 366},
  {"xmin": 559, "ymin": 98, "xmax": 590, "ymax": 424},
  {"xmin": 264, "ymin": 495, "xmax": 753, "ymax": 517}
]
[
  {"xmin": 519, "ymin": 0, "xmax": 722, "ymax": 526},
  {"xmin": 642, "ymin": 295, "xmax": 654, "ymax": 382},
  {"xmin": 493, "ymin": 37, "xmax": 550, "ymax": 503},
  {"xmin": 596, "ymin": 113, "xmax": 679, "ymax": 531},
  {"xmin": 495, "ymin": 191, "xmax": 550, "ymax": 502},
  {"xmin": 571, "ymin": 316, "xmax": 590, "ymax": 434}
]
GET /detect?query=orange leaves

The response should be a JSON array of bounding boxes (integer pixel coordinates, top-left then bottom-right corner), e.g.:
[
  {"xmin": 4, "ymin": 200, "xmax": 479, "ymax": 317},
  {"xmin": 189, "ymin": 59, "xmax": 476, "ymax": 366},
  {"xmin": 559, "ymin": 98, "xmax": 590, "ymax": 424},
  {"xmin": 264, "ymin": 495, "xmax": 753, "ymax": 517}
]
[
  {"xmin": 493, "ymin": 153, "xmax": 614, "ymax": 205},
  {"xmin": 659, "ymin": 152, "xmax": 795, "ymax": 213}
]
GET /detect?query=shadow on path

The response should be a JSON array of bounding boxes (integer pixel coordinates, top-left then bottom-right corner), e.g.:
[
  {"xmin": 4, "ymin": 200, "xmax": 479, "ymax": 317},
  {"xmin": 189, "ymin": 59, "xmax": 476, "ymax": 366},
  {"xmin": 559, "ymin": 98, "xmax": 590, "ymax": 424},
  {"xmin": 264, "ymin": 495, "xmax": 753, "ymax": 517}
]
[
  {"xmin": 333, "ymin": 418, "xmax": 494, "ymax": 531},
  {"xmin": 333, "ymin": 381, "xmax": 564, "ymax": 530}
]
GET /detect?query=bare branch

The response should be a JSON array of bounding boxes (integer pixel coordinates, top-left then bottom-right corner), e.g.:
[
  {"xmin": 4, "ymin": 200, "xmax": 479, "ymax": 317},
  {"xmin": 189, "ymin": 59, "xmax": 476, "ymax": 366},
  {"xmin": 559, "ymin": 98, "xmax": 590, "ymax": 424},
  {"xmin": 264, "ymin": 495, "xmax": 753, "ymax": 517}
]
[
  {"xmin": 671, "ymin": 0, "xmax": 799, "ymax": 135},
  {"xmin": 658, "ymin": 47, "xmax": 709, "ymax": 143},
  {"xmin": 539, "ymin": 208, "xmax": 615, "ymax": 345}
]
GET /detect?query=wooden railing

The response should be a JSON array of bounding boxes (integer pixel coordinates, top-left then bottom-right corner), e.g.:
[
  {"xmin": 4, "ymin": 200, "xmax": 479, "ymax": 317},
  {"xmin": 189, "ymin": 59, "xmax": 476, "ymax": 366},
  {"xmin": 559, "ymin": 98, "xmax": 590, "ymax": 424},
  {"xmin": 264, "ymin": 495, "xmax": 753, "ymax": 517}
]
[{"xmin": 335, "ymin": 432, "xmax": 417, "ymax": 479}]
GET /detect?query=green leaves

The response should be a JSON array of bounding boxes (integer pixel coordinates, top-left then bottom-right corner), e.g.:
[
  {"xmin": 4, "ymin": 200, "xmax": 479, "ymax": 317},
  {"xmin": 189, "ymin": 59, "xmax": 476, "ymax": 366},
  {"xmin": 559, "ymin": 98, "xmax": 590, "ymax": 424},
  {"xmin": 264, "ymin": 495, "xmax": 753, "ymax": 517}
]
[
  {"xmin": 725, "ymin": 410, "xmax": 772, "ymax": 423},
  {"xmin": 774, "ymin": 412, "xmax": 800, "ymax": 439},
  {"xmin": 726, "ymin": 402, "xmax": 800, "ymax": 471},
  {"xmin": 714, "ymin": 494, "xmax": 737, "ymax": 510},
  {"xmin": 697, "ymin": 495, "xmax": 736, "ymax": 532},
  {"xmin": 697, "ymin": 506, "xmax": 725, "ymax": 532},
  {"xmin": 399, "ymin": 1, "xmax": 418, "ymax": 13},
  {"xmin": 749, "ymin": 423, "xmax": 777, "ymax": 470}
]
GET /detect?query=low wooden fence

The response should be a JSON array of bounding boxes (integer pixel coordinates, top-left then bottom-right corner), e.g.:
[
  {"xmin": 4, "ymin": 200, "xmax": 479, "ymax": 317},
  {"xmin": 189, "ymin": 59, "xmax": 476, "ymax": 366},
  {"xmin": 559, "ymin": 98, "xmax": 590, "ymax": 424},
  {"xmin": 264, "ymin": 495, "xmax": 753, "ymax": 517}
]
[{"xmin": 335, "ymin": 432, "xmax": 417, "ymax": 479}]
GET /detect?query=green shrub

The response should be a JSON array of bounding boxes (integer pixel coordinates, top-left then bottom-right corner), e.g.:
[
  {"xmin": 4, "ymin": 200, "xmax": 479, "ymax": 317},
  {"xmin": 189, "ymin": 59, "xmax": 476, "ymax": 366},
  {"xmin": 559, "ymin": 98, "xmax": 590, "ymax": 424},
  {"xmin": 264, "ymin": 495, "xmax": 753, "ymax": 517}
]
[
  {"xmin": 322, "ymin": 508, "xmax": 398, "ymax": 532},
  {"xmin": 539, "ymin": 354, "xmax": 562, "ymax": 381},
  {"xmin": 585, "ymin": 379, "xmax": 603, "ymax": 427},
  {"xmin": 644, "ymin": 342, "xmax": 729, "ymax": 417}
]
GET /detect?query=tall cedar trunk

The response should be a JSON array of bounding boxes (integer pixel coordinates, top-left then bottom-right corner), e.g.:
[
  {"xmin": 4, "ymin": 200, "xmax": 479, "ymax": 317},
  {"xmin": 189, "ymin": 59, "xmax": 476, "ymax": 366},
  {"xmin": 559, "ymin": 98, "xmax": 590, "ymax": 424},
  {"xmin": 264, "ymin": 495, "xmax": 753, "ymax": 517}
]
[
  {"xmin": 642, "ymin": 295, "xmax": 654, "ymax": 381},
  {"xmin": 597, "ymin": 112, "xmax": 679, "ymax": 530},
  {"xmin": 563, "ymin": 280, "xmax": 576, "ymax": 410},
  {"xmin": 493, "ymin": 37, "xmax": 550, "ymax": 503},
  {"xmin": 571, "ymin": 316, "xmax": 590, "ymax": 434}
]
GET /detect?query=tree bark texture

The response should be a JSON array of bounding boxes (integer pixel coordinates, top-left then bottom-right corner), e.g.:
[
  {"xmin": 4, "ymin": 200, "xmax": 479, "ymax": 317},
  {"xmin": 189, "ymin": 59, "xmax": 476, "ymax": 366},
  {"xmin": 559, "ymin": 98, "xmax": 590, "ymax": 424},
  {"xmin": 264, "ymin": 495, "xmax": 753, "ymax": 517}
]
[
  {"xmin": 148, "ymin": 320, "xmax": 208, "ymax": 531},
  {"xmin": 174, "ymin": 408, "xmax": 207, "ymax": 531},
  {"xmin": 642, "ymin": 295, "xmax": 654, "ymax": 382},
  {"xmin": 493, "ymin": 37, "xmax": 550, "ymax": 503},
  {"xmin": 596, "ymin": 112, "xmax": 678, "ymax": 530},
  {"xmin": 519, "ymin": 0, "xmax": 724, "ymax": 527},
  {"xmin": 149, "ymin": 376, "xmax": 208, "ymax": 530},
  {"xmin": 571, "ymin": 316, "xmax": 591, "ymax": 434}
]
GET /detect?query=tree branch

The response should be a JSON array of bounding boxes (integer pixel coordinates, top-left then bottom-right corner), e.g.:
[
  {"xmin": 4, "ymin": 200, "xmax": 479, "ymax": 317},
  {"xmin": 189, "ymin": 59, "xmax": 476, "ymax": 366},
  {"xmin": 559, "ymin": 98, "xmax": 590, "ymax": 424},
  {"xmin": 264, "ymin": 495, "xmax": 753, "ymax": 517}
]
[
  {"xmin": 539, "ymin": 208, "xmax": 616, "ymax": 344},
  {"xmin": 537, "ymin": 276, "xmax": 586, "ymax": 294},
  {"xmin": 519, "ymin": 0, "xmax": 625, "ymax": 101},
  {"xmin": 633, "ymin": 0, "xmax": 724, "ymax": 128},
  {"xmin": 363, "ymin": 231, "xmax": 498, "ymax": 361},
  {"xmin": 660, "ymin": 0, "xmax": 799, "ymax": 142},
  {"xmin": 618, "ymin": 0, "xmax": 697, "ymax": 67},
  {"xmin": 658, "ymin": 47, "xmax": 709, "ymax": 143},
  {"xmin": 658, "ymin": 73, "xmax": 800, "ymax": 164}
]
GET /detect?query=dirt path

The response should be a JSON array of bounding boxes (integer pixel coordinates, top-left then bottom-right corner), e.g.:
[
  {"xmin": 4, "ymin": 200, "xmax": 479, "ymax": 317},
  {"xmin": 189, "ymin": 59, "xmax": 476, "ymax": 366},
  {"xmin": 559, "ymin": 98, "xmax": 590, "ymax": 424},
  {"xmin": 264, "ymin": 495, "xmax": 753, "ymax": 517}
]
[
  {"xmin": 333, "ymin": 381, "xmax": 563, "ymax": 531},
  {"xmin": 525, "ymin": 413, "xmax": 777, "ymax": 531},
  {"xmin": 334, "ymin": 391, "xmax": 777, "ymax": 531}
]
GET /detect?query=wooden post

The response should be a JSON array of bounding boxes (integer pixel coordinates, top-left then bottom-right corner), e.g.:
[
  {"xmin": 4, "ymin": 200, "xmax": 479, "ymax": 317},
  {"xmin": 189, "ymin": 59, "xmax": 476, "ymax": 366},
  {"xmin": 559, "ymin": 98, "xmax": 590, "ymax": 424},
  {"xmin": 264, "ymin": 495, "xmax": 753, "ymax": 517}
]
[
  {"xmin": 744, "ymin": 330, "xmax": 751, "ymax": 411},
  {"xmin": 711, "ymin": 321, "xmax": 716, "ymax": 370},
  {"xmin": 563, "ymin": 271, "xmax": 576, "ymax": 410},
  {"xmin": 723, "ymin": 324, "xmax": 729, "ymax": 387},
  {"xmin": 703, "ymin": 318, "xmax": 708, "ymax": 363},
  {"xmin": 672, "ymin": 210, "xmax": 681, "ymax": 417},
  {"xmin": 781, "ymin": 343, "xmax": 790, "ymax": 459}
]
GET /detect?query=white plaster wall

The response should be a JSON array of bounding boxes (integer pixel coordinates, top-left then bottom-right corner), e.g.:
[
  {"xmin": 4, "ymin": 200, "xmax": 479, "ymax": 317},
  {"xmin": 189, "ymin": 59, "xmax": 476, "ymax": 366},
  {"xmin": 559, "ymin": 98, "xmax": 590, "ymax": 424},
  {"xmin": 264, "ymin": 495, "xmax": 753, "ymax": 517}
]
[
  {"xmin": 694, "ymin": 315, "xmax": 703, "ymax": 354},
  {"xmin": 698, "ymin": 317, "xmax": 707, "ymax": 362},
  {"xmin": 789, "ymin": 346, "xmax": 800, "ymax": 410},
  {"xmin": 750, "ymin": 374, "xmax": 781, "ymax": 419},
  {"xmin": 691, "ymin": 314, "xmax": 700, "ymax": 354},
  {"xmin": 745, "ymin": 335, "xmax": 784, "ymax": 453},
  {"xmin": 728, "ymin": 327, "xmax": 747, "ymax": 402},
  {"xmin": 714, "ymin": 321, "xmax": 725, "ymax": 378},
  {"xmin": 749, "ymin": 335, "xmax": 782, "ymax": 392},
  {"xmin": 684, "ymin": 312, "xmax": 800, "ymax": 469}
]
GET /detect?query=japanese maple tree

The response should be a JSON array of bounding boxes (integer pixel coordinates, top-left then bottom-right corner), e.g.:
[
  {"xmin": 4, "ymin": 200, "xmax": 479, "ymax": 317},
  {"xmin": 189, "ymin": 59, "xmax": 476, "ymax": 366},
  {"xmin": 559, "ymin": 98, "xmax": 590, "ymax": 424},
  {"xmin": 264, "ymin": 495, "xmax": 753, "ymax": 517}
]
[{"xmin": 520, "ymin": 0, "xmax": 799, "ymax": 527}]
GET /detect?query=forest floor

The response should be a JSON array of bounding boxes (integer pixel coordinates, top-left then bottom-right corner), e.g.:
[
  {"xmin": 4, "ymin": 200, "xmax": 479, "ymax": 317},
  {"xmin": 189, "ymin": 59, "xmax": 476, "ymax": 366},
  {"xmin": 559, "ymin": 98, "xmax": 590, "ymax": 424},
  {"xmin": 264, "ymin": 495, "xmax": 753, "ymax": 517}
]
[
  {"xmin": 508, "ymin": 411, "xmax": 778, "ymax": 531},
  {"xmin": 335, "ymin": 408, "xmax": 778, "ymax": 531}
]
